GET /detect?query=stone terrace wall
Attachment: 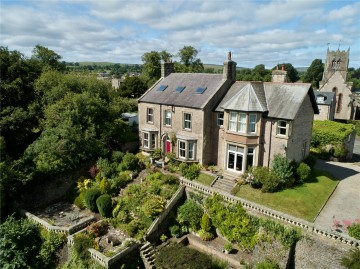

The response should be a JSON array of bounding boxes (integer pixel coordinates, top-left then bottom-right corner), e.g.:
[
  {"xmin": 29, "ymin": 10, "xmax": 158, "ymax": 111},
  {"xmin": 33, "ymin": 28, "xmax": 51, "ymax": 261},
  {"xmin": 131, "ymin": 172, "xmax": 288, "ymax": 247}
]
[
  {"xmin": 21, "ymin": 209, "xmax": 94, "ymax": 235},
  {"xmin": 180, "ymin": 178, "xmax": 360, "ymax": 249},
  {"xmin": 146, "ymin": 185, "xmax": 185, "ymax": 241}
]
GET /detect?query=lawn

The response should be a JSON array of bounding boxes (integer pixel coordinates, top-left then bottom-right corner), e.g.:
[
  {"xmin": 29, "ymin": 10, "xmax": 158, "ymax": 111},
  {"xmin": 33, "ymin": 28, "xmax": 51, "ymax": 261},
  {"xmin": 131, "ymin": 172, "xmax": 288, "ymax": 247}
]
[
  {"xmin": 235, "ymin": 170, "xmax": 339, "ymax": 222},
  {"xmin": 195, "ymin": 172, "xmax": 215, "ymax": 186}
]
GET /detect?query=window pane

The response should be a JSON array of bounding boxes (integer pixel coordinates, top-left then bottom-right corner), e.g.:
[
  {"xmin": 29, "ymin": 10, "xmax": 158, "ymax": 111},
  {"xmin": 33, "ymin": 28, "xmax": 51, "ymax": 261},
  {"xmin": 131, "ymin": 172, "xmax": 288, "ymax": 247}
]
[
  {"xmin": 248, "ymin": 114, "xmax": 257, "ymax": 133},
  {"xmin": 236, "ymin": 154, "xmax": 243, "ymax": 171},
  {"xmin": 238, "ymin": 113, "xmax": 246, "ymax": 132},
  {"xmin": 143, "ymin": 133, "xmax": 149, "ymax": 148},
  {"xmin": 147, "ymin": 108, "xmax": 153, "ymax": 122},
  {"xmin": 236, "ymin": 146, "xmax": 244, "ymax": 154},
  {"xmin": 184, "ymin": 113, "xmax": 191, "ymax": 129},
  {"xmin": 229, "ymin": 145, "xmax": 237, "ymax": 152},
  {"xmin": 229, "ymin": 112, "xmax": 237, "ymax": 131},
  {"xmin": 217, "ymin": 113, "xmax": 224, "ymax": 126},
  {"xmin": 179, "ymin": 141, "xmax": 186, "ymax": 158},
  {"xmin": 228, "ymin": 152, "xmax": 235, "ymax": 169},
  {"xmin": 151, "ymin": 133, "xmax": 156, "ymax": 148},
  {"xmin": 188, "ymin": 142, "xmax": 194, "ymax": 159},
  {"xmin": 247, "ymin": 147, "xmax": 254, "ymax": 168},
  {"xmin": 165, "ymin": 110, "xmax": 171, "ymax": 126},
  {"xmin": 277, "ymin": 120, "xmax": 287, "ymax": 135}
]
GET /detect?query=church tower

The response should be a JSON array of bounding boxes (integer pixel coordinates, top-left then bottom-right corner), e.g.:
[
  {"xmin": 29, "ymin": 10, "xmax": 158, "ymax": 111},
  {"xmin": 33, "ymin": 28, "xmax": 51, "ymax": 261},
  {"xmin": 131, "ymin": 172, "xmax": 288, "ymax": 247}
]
[{"xmin": 319, "ymin": 47, "xmax": 354, "ymax": 121}]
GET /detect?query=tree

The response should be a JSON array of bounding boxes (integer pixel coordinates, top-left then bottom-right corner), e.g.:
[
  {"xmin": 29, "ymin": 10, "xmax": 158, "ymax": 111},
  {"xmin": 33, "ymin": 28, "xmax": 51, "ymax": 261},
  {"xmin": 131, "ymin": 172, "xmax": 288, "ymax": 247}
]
[
  {"xmin": 175, "ymin": 46, "xmax": 204, "ymax": 73},
  {"xmin": 141, "ymin": 51, "xmax": 162, "ymax": 85},
  {"xmin": 31, "ymin": 44, "xmax": 65, "ymax": 71},
  {"xmin": 274, "ymin": 63, "xmax": 299, "ymax": 82},
  {"xmin": 0, "ymin": 216, "xmax": 42, "ymax": 268},
  {"xmin": 303, "ymin": 59, "xmax": 324, "ymax": 88},
  {"xmin": 177, "ymin": 200, "xmax": 203, "ymax": 231},
  {"xmin": 119, "ymin": 76, "xmax": 147, "ymax": 98}
]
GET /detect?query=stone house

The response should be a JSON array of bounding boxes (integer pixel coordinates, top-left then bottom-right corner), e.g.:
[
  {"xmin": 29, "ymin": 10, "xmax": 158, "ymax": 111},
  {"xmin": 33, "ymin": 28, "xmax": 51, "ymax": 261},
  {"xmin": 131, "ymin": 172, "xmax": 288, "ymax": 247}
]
[
  {"xmin": 318, "ymin": 48, "xmax": 358, "ymax": 121},
  {"xmin": 138, "ymin": 54, "xmax": 319, "ymax": 175},
  {"xmin": 313, "ymin": 91, "xmax": 336, "ymax": 120}
]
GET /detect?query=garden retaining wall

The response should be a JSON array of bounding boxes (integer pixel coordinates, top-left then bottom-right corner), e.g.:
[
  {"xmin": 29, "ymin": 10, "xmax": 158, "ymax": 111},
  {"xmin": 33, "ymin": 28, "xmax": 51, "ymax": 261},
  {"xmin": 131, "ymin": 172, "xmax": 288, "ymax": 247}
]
[
  {"xmin": 21, "ymin": 209, "xmax": 95, "ymax": 235},
  {"xmin": 146, "ymin": 185, "xmax": 185, "ymax": 241},
  {"xmin": 180, "ymin": 178, "xmax": 360, "ymax": 249}
]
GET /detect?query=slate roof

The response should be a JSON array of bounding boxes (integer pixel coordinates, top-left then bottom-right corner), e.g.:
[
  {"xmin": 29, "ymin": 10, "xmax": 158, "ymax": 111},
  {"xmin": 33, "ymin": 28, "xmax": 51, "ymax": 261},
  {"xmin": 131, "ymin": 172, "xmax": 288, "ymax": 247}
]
[
  {"xmin": 216, "ymin": 82, "xmax": 318, "ymax": 120},
  {"xmin": 138, "ymin": 73, "xmax": 226, "ymax": 109},
  {"xmin": 313, "ymin": 91, "xmax": 335, "ymax": 105}
]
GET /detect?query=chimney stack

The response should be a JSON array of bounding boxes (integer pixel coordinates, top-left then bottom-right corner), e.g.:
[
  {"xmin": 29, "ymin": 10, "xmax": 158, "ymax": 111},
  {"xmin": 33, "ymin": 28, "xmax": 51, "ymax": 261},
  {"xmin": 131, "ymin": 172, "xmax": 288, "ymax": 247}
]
[
  {"xmin": 272, "ymin": 64, "xmax": 288, "ymax": 83},
  {"xmin": 223, "ymin": 51, "xmax": 237, "ymax": 81},
  {"xmin": 161, "ymin": 61, "xmax": 174, "ymax": 78}
]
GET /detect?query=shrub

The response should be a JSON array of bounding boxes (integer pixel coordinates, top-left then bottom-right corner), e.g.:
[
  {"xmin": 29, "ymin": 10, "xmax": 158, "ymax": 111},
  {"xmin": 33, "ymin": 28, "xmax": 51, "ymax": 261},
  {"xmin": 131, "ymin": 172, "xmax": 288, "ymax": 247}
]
[
  {"xmin": 296, "ymin": 162, "xmax": 311, "ymax": 183},
  {"xmin": 271, "ymin": 154, "xmax": 294, "ymax": 187},
  {"xmin": 169, "ymin": 225, "xmax": 183, "ymax": 238},
  {"xmin": 304, "ymin": 154, "xmax": 317, "ymax": 170},
  {"xmin": 185, "ymin": 163, "xmax": 201, "ymax": 180},
  {"xmin": 341, "ymin": 248, "xmax": 360, "ymax": 269},
  {"xmin": 99, "ymin": 177, "xmax": 111, "ymax": 194},
  {"xmin": 117, "ymin": 210, "xmax": 131, "ymax": 224},
  {"xmin": 96, "ymin": 157, "xmax": 114, "ymax": 178},
  {"xmin": 165, "ymin": 152, "xmax": 176, "ymax": 165},
  {"xmin": 348, "ymin": 223, "xmax": 360, "ymax": 240},
  {"xmin": 255, "ymin": 259, "xmax": 280, "ymax": 269},
  {"xmin": 117, "ymin": 152, "xmax": 139, "ymax": 172},
  {"xmin": 260, "ymin": 168, "xmax": 280, "ymax": 193},
  {"xmin": 73, "ymin": 233, "xmax": 94, "ymax": 262},
  {"xmin": 142, "ymin": 195, "xmax": 166, "ymax": 218},
  {"xmin": 96, "ymin": 194, "xmax": 112, "ymax": 218},
  {"xmin": 200, "ymin": 213, "xmax": 212, "ymax": 232},
  {"xmin": 73, "ymin": 191, "xmax": 86, "ymax": 209},
  {"xmin": 88, "ymin": 165, "xmax": 99, "ymax": 178},
  {"xmin": 150, "ymin": 148, "xmax": 162, "ymax": 159},
  {"xmin": 84, "ymin": 189, "xmax": 101, "ymax": 212},
  {"xmin": 87, "ymin": 221, "xmax": 109, "ymax": 237},
  {"xmin": 179, "ymin": 162, "xmax": 188, "ymax": 176},
  {"xmin": 177, "ymin": 200, "xmax": 203, "ymax": 231},
  {"xmin": 333, "ymin": 144, "xmax": 347, "ymax": 160},
  {"xmin": 198, "ymin": 229, "xmax": 215, "ymax": 241},
  {"xmin": 111, "ymin": 151, "xmax": 124, "ymax": 163},
  {"xmin": 243, "ymin": 167, "xmax": 262, "ymax": 188},
  {"xmin": 224, "ymin": 242, "xmax": 233, "ymax": 252}
]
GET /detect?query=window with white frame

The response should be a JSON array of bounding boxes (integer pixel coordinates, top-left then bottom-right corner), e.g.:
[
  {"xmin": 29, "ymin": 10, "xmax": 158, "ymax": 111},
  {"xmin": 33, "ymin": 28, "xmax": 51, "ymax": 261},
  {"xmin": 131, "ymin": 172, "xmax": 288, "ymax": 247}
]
[
  {"xmin": 178, "ymin": 141, "xmax": 186, "ymax": 158},
  {"xmin": 143, "ymin": 133, "xmax": 149, "ymax": 148},
  {"xmin": 227, "ymin": 112, "xmax": 257, "ymax": 134},
  {"xmin": 248, "ymin": 114, "xmax": 257, "ymax": 133},
  {"xmin": 178, "ymin": 140, "xmax": 196, "ymax": 160},
  {"xmin": 226, "ymin": 144, "xmax": 256, "ymax": 173},
  {"xmin": 147, "ymin": 108, "xmax": 154, "ymax": 123},
  {"xmin": 183, "ymin": 113, "xmax": 192, "ymax": 130},
  {"xmin": 238, "ymin": 113, "xmax": 246, "ymax": 132},
  {"xmin": 142, "ymin": 131, "xmax": 157, "ymax": 149},
  {"xmin": 277, "ymin": 120, "xmax": 287, "ymax": 136},
  {"xmin": 164, "ymin": 110, "xmax": 171, "ymax": 126},
  {"xmin": 229, "ymin": 112, "xmax": 237, "ymax": 131},
  {"xmin": 217, "ymin": 112, "xmax": 224, "ymax": 127}
]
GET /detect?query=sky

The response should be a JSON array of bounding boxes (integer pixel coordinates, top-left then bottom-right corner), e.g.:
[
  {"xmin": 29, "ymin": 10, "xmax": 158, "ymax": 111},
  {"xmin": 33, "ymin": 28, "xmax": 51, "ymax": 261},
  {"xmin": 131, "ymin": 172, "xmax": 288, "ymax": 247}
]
[{"xmin": 1, "ymin": 0, "xmax": 360, "ymax": 68}]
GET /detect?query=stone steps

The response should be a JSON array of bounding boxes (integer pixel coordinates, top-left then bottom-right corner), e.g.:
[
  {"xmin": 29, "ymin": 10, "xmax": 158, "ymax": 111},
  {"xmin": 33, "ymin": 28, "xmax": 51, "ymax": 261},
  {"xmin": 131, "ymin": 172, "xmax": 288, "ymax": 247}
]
[
  {"xmin": 140, "ymin": 241, "xmax": 156, "ymax": 269},
  {"xmin": 212, "ymin": 177, "xmax": 236, "ymax": 193}
]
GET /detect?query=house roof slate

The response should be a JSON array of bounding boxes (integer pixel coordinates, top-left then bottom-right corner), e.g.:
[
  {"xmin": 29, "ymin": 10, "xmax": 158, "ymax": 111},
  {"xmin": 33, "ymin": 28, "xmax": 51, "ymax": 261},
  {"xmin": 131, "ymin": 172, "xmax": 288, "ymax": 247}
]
[
  {"xmin": 219, "ymin": 82, "xmax": 268, "ymax": 112},
  {"xmin": 138, "ymin": 73, "xmax": 226, "ymax": 109},
  {"xmin": 313, "ymin": 91, "xmax": 335, "ymax": 105},
  {"xmin": 216, "ymin": 82, "xmax": 317, "ymax": 120}
]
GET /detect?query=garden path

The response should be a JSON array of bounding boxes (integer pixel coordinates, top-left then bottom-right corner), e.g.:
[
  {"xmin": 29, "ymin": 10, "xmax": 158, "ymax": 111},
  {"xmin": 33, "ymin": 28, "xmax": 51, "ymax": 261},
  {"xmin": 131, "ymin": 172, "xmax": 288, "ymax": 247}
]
[{"xmin": 314, "ymin": 159, "xmax": 360, "ymax": 232}]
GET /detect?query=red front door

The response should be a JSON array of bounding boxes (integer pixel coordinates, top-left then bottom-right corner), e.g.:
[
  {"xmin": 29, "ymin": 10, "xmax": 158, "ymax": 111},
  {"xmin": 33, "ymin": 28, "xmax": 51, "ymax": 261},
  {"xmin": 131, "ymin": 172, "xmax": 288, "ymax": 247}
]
[{"xmin": 166, "ymin": 140, "xmax": 171, "ymax": 153}]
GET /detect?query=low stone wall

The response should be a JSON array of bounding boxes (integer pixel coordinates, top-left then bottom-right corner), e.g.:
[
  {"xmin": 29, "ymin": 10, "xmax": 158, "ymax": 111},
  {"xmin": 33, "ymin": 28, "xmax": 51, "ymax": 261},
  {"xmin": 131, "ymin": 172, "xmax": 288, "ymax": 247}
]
[
  {"xmin": 146, "ymin": 185, "xmax": 185, "ymax": 240},
  {"xmin": 185, "ymin": 235, "xmax": 240, "ymax": 268},
  {"xmin": 88, "ymin": 242, "xmax": 139, "ymax": 269},
  {"xmin": 21, "ymin": 209, "xmax": 94, "ymax": 235},
  {"xmin": 180, "ymin": 178, "xmax": 360, "ymax": 249}
]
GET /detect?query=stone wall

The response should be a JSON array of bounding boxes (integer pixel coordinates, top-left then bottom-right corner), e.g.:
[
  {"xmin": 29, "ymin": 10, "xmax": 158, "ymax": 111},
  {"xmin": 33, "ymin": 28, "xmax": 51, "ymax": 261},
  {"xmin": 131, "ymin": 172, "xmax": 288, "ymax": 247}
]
[
  {"xmin": 146, "ymin": 185, "xmax": 185, "ymax": 241},
  {"xmin": 180, "ymin": 178, "xmax": 360, "ymax": 249},
  {"xmin": 21, "ymin": 209, "xmax": 95, "ymax": 235}
]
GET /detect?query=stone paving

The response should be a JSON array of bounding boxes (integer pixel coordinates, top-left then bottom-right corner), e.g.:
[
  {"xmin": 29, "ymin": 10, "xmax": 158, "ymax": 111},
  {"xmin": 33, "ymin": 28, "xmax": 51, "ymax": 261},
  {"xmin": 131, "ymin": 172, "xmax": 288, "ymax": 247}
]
[{"xmin": 314, "ymin": 142, "xmax": 360, "ymax": 232}]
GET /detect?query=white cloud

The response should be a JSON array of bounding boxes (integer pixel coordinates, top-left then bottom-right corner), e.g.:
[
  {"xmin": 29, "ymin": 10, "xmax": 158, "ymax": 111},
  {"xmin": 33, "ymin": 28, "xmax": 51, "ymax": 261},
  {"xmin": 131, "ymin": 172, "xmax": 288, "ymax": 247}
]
[{"xmin": 0, "ymin": 0, "xmax": 359, "ymax": 68}]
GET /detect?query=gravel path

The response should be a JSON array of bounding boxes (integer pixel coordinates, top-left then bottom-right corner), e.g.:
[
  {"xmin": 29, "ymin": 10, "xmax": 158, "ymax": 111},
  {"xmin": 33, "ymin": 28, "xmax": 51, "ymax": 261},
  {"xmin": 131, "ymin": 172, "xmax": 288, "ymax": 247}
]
[{"xmin": 314, "ymin": 156, "xmax": 360, "ymax": 232}]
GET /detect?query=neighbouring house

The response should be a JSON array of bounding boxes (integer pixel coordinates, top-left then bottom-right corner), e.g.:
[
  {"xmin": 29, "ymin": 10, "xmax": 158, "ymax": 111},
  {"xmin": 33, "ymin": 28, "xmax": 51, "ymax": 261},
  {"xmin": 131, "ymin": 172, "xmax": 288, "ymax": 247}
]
[
  {"xmin": 318, "ymin": 48, "xmax": 359, "ymax": 121},
  {"xmin": 313, "ymin": 91, "xmax": 336, "ymax": 120},
  {"xmin": 138, "ymin": 53, "xmax": 319, "ymax": 176}
]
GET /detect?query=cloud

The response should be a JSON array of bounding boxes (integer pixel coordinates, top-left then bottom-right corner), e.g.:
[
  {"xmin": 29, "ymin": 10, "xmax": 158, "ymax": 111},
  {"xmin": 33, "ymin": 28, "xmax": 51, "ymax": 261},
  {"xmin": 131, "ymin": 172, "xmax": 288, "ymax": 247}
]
[{"xmin": 0, "ymin": 0, "xmax": 359, "ymax": 68}]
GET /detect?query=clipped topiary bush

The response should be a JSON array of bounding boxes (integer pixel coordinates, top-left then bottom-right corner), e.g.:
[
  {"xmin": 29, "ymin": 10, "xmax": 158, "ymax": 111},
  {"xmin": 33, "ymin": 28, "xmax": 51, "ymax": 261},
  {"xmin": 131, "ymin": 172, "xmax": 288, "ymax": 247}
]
[
  {"xmin": 258, "ymin": 168, "xmax": 280, "ymax": 193},
  {"xmin": 296, "ymin": 162, "xmax": 311, "ymax": 183},
  {"xmin": 198, "ymin": 229, "xmax": 215, "ymax": 241},
  {"xmin": 169, "ymin": 225, "xmax": 183, "ymax": 238},
  {"xmin": 74, "ymin": 191, "xmax": 86, "ymax": 209},
  {"xmin": 84, "ymin": 189, "xmax": 101, "ymax": 212},
  {"xmin": 96, "ymin": 194, "xmax": 112, "ymax": 218},
  {"xmin": 304, "ymin": 154, "xmax": 317, "ymax": 170},
  {"xmin": 200, "ymin": 213, "xmax": 212, "ymax": 232}
]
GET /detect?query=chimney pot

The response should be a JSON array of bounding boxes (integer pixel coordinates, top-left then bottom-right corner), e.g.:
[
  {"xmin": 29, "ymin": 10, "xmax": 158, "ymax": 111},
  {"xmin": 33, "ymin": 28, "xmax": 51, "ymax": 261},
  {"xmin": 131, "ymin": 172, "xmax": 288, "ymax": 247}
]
[{"xmin": 281, "ymin": 64, "xmax": 285, "ymax": 71}]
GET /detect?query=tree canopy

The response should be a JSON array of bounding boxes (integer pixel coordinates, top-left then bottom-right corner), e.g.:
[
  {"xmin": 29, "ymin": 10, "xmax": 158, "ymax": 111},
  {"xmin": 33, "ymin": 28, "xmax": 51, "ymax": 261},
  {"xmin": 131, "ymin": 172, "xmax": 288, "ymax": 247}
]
[
  {"xmin": 303, "ymin": 59, "xmax": 324, "ymax": 88},
  {"xmin": 236, "ymin": 64, "xmax": 272, "ymax": 82}
]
